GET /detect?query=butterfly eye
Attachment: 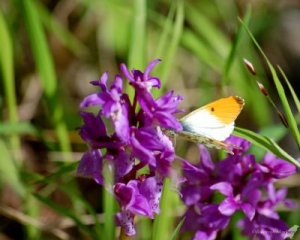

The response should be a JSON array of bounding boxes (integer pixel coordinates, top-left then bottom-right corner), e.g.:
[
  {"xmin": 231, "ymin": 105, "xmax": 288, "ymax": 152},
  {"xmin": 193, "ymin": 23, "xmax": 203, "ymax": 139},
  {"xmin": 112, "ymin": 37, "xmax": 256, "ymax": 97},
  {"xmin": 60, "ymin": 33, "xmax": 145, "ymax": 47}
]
[{"xmin": 211, "ymin": 107, "xmax": 215, "ymax": 112}]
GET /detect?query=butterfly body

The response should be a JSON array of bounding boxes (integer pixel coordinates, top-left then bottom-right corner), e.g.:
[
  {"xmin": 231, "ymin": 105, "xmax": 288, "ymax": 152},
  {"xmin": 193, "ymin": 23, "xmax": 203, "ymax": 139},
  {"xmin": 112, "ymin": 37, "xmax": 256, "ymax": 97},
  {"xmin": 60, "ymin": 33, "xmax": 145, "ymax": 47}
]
[{"xmin": 166, "ymin": 96, "xmax": 245, "ymax": 152}]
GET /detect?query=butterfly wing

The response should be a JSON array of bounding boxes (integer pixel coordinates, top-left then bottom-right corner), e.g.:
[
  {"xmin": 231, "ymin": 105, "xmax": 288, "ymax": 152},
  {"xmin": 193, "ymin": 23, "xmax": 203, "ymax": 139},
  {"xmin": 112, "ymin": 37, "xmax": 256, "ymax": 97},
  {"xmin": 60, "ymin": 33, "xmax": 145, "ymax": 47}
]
[
  {"xmin": 177, "ymin": 130, "xmax": 233, "ymax": 153},
  {"xmin": 180, "ymin": 96, "xmax": 244, "ymax": 141}
]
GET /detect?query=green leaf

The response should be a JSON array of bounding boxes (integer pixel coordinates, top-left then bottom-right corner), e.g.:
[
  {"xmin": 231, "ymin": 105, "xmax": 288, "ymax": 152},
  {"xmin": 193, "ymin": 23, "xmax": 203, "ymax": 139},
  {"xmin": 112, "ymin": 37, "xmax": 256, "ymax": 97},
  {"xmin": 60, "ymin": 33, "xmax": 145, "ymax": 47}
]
[
  {"xmin": 234, "ymin": 127, "xmax": 300, "ymax": 168},
  {"xmin": 248, "ymin": 124, "xmax": 287, "ymax": 159}
]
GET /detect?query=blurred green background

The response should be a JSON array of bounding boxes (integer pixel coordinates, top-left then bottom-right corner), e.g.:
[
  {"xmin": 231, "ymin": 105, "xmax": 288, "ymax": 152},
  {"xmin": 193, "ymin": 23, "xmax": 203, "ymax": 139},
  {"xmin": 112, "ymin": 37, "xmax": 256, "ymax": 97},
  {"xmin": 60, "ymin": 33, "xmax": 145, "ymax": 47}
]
[{"xmin": 0, "ymin": 0, "xmax": 299, "ymax": 239}]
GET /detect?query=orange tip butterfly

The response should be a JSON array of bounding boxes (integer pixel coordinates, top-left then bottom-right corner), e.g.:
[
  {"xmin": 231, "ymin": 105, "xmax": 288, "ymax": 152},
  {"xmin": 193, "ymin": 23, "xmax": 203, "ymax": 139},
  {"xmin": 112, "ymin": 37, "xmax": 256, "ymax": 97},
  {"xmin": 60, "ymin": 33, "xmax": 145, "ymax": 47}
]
[{"xmin": 165, "ymin": 96, "xmax": 245, "ymax": 153}]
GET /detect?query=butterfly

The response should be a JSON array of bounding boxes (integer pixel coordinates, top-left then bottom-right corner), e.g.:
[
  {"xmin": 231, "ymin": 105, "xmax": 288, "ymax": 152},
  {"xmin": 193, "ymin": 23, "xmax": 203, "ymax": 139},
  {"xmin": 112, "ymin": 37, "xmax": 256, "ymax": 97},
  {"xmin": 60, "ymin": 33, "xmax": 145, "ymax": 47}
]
[{"xmin": 164, "ymin": 96, "xmax": 245, "ymax": 153}]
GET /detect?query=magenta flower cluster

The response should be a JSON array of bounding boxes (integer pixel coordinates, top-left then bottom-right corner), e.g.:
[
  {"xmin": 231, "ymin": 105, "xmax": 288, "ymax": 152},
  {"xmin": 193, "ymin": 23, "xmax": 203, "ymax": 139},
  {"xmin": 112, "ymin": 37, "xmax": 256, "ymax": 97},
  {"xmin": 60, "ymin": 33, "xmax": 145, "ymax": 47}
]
[
  {"xmin": 78, "ymin": 59, "xmax": 298, "ymax": 239},
  {"xmin": 180, "ymin": 136, "xmax": 297, "ymax": 239},
  {"xmin": 77, "ymin": 59, "xmax": 183, "ymax": 236}
]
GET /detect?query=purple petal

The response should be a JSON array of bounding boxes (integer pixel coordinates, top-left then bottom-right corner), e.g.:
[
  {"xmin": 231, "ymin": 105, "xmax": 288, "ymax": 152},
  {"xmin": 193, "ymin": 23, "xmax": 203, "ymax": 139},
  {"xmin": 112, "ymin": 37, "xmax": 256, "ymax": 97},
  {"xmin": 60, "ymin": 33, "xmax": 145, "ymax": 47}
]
[
  {"xmin": 114, "ymin": 151, "xmax": 134, "ymax": 180},
  {"xmin": 283, "ymin": 199, "xmax": 299, "ymax": 209},
  {"xmin": 113, "ymin": 104, "xmax": 130, "ymax": 143},
  {"xmin": 130, "ymin": 131, "xmax": 156, "ymax": 165},
  {"xmin": 242, "ymin": 182, "xmax": 262, "ymax": 206},
  {"xmin": 79, "ymin": 112, "xmax": 107, "ymax": 146},
  {"xmin": 241, "ymin": 203, "xmax": 256, "ymax": 220},
  {"xmin": 210, "ymin": 182, "xmax": 233, "ymax": 197},
  {"xmin": 126, "ymin": 180, "xmax": 154, "ymax": 217},
  {"xmin": 133, "ymin": 127, "xmax": 162, "ymax": 150},
  {"xmin": 80, "ymin": 93, "xmax": 104, "ymax": 108},
  {"xmin": 181, "ymin": 185, "xmax": 201, "ymax": 206},
  {"xmin": 198, "ymin": 145, "xmax": 214, "ymax": 172},
  {"xmin": 263, "ymin": 152, "xmax": 296, "ymax": 178},
  {"xmin": 275, "ymin": 187, "xmax": 287, "ymax": 202},
  {"xmin": 154, "ymin": 111, "xmax": 182, "ymax": 130},
  {"xmin": 116, "ymin": 211, "xmax": 136, "ymax": 236},
  {"xmin": 201, "ymin": 204, "xmax": 231, "ymax": 229},
  {"xmin": 114, "ymin": 181, "xmax": 152, "ymax": 217},
  {"xmin": 238, "ymin": 214, "xmax": 289, "ymax": 240},
  {"xmin": 182, "ymin": 160, "xmax": 208, "ymax": 183},
  {"xmin": 91, "ymin": 72, "xmax": 109, "ymax": 92},
  {"xmin": 147, "ymin": 77, "xmax": 161, "ymax": 88},
  {"xmin": 225, "ymin": 135, "xmax": 251, "ymax": 154},
  {"xmin": 112, "ymin": 74, "xmax": 123, "ymax": 93},
  {"xmin": 114, "ymin": 182, "xmax": 134, "ymax": 206},
  {"xmin": 218, "ymin": 197, "xmax": 238, "ymax": 216},
  {"xmin": 120, "ymin": 63, "xmax": 135, "ymax": 82},
  {"xmin": 194, "ymin": 230, "xmax": 217, "ymax": 240},
  {"xmin": 77, "ymin": 149, "xmax": 103, "ymax": 184},
  {"xmin": 139, "ymin": 176, "xmax": 163, "ymax": 214},
  {"xmin": 143, "ymin": 59, "xmax": 161, "ymax": 82}
]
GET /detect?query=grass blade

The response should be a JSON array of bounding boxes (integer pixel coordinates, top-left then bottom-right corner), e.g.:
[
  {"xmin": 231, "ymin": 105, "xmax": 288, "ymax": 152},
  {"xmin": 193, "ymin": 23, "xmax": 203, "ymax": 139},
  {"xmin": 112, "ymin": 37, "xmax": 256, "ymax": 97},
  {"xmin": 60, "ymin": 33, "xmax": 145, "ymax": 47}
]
[
  {"xmin": 153, "ymin": 3, "xmax": 176, "ymax": 59},
  {"xmin": 126, "ymin": 0, "xmax": 146, "ymax": 100},
  {"xmin": 223, "ymin": 7, "xmax": 251, "ymax": 83},
  {"xmin": 181, "ymin": 29, "xmax": 222, "ymax": 72},
  {"xmin": 152, "ymin": 178, "xmax": 177, "ymax": 240},
  {"xmin": 58, "ymin": 183, "xmax": 102, "ymax": 239},
  {"xmin": 186, "ymin": 3, "xmax": 229, "ymax": 58},
  {"xmin": 103, "ymin": 163, "xmax": 116, "ymax": 240},
  {"xmin": 19, "ymin": 0, "xmax": 71, "ymax": 156},
  {"xmin": 35, "ymin": 1, "xmax": 87, "ymax": 57},
  {"xmin": 239, "ymin": 18, "xmax": 300, "ymax": 149},
  {"xmin": 234, "ymin": 127, "xmax": 300, "ymax": 168},
  {"xmin": 128, "ymin": 0, "xmax": 146, "ymax": 70},
  {"xmin": 277, "ymin": 66, "xmax": 300, "ymax": 114},
  {"xmin": 0, "ymin": 139, "xmax": 25, "ymax": 196},
  {"xmin": 34, "ymin": 193, "xmax": 94, "ymax": 237},
  {"xmin": 0, "ymin": 122, "xmax": 37, "ymax": 135},
  {"xmin": 0, "ymin": 10, "xmax": 21, "ymax": 151},
  {"xmin": 156, "ymin": 0, "xmax": 184, "ymax": 87},
  {"xmin": 248, "ymin": 124, "xmax": 288, "ymax": 160},
  {"xmin": 168, "ymin": 217, "xmax": 185, "ymax": 240}
]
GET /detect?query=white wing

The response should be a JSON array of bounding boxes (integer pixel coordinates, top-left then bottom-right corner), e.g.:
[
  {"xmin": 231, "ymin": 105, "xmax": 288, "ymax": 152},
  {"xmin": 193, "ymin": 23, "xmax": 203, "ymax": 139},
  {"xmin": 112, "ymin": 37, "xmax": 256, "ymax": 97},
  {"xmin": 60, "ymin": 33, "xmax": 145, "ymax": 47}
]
[{"xmin": 180, "ymin": 109, "xmax": 234, "ymax": 141}]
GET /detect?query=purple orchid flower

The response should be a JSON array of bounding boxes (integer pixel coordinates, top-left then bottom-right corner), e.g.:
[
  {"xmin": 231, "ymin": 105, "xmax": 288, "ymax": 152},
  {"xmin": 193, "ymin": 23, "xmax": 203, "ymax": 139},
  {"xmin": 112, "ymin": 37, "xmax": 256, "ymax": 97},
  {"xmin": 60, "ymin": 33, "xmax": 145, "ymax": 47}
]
[
  {"xmin": 114, "ymin": 176, "xmax": 163, "ymax": 236},
  {"xmin": 257, "ymin": 152, "xmax": 297, "ymax": 179},
  {"xmin": 137, "ymin": 90, "xmax": 183, "ymax": 131},
  {"xmin": 180, "ymin": 136, "xmax": 297, "ymax": 240},
  {"xmin": 210, "ymin": 181, "xmax": 258, "ymax": 220},
  {"xmin": 120, "ymin": 59, "xmax": 161, "ymax": 91},
  {"xmin": 78, "ymin": 59, "xmax": 182, "ymax": 236}
]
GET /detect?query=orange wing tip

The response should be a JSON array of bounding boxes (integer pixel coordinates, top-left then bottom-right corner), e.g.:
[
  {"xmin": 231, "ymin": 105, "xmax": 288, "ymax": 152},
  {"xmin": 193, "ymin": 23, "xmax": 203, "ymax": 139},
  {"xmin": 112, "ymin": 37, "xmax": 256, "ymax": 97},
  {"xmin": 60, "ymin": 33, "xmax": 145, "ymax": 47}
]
[
  {"xmin": 232, "ymin": 96, "xmax": 245, "ymax": 108},
  {"xmin": 209, "ymin": 96, "xmax": 245, "ymax": 124}
]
